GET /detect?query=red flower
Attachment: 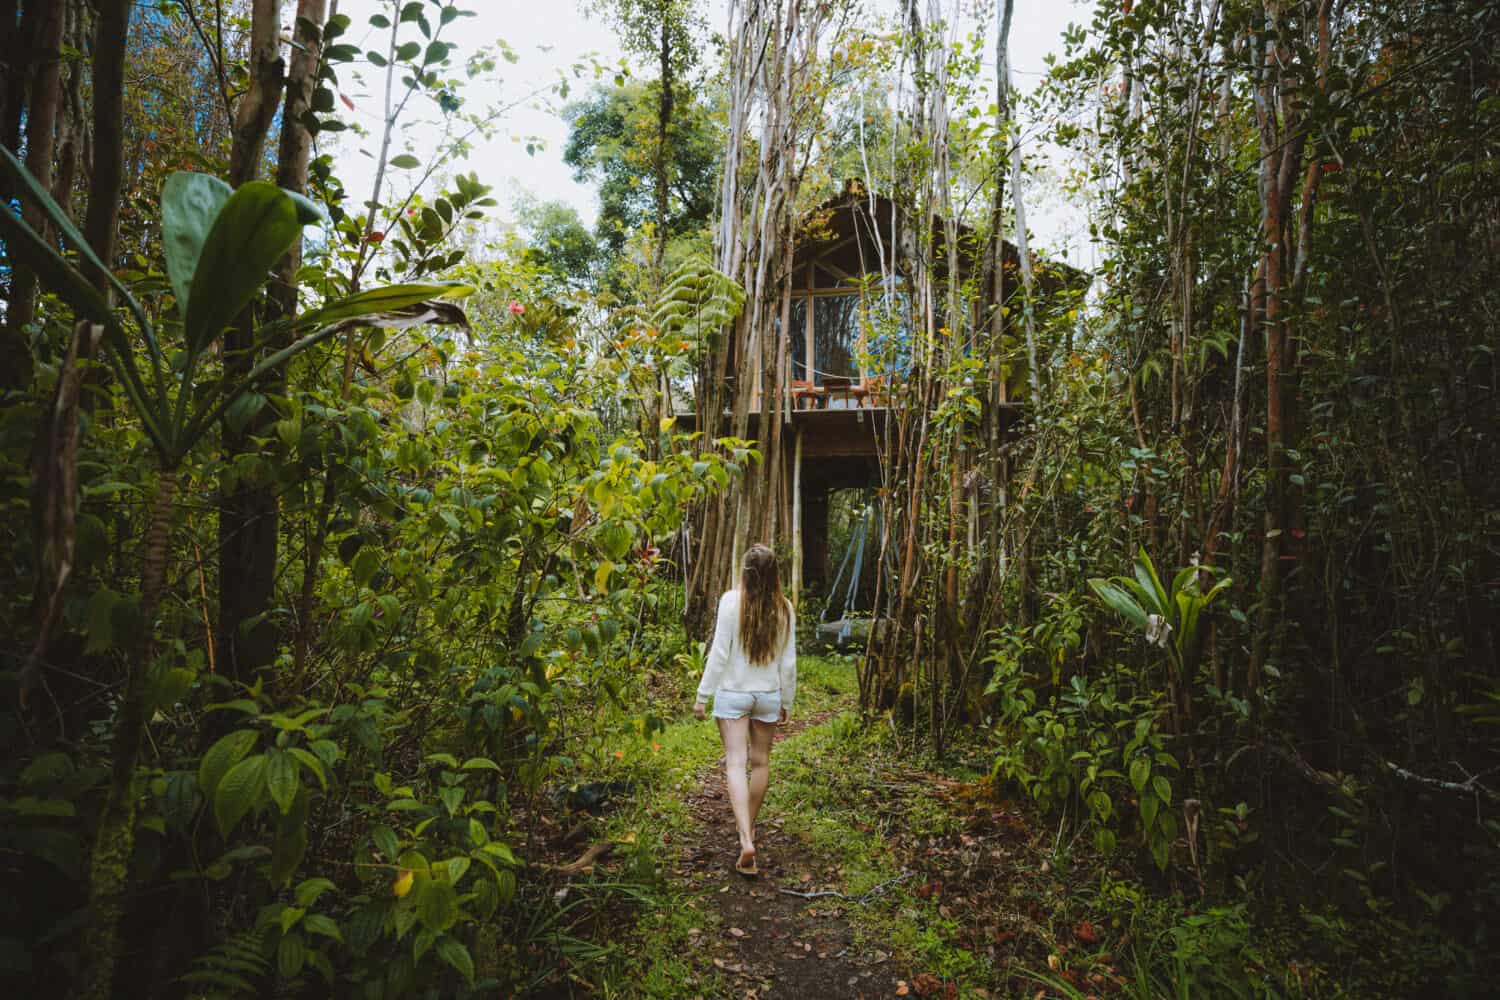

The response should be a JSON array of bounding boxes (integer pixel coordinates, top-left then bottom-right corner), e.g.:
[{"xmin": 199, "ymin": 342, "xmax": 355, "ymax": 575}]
[{"xmin": 509, "ymin": 301, "xmax": 526, "ymax": 315}]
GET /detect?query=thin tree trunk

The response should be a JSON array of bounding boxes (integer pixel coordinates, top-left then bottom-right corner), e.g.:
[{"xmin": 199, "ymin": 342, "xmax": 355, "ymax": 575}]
[
  {"xmin": 83, "ymin": 0, "xmax": 129, "ymax": 291},
  {"xmin": 217, "ymin": 0, "xmax": 285, "ymax": 684},
  {"xmin": 4, "ymin": 0, "xmax": 67, "ymax": 361},
  {"xmin": 654, "ymin": 16, "xmax": 673, "ymax": 273},
  {"xmin": 227, "ymin": 0, "xmax": 285, "ymax": 186}
]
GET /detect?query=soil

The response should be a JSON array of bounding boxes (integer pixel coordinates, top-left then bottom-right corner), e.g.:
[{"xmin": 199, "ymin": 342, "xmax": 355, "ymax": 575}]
[{"xmin": 676, "ymin": 710, "xmax": 906, "ymax": 1000}]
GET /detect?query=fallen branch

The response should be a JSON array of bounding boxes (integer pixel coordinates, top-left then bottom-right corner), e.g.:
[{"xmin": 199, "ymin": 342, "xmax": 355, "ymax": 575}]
[
  {"xmin": 1379, "ymin": 758, "xmax": 1500, "ymax": 808},
  {"xmin": 777, "ymin": 871, "xmax": 912, "ymax": 903},
  {"xmin": 544, "ymin": 840, "xmax": 614, "ymax": 876}
]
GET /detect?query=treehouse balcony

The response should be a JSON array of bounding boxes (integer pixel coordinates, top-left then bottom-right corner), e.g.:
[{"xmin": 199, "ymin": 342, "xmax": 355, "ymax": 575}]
[{"xmin": 676, "ymin": 185, "xmax": 1041, "ymax": 461}]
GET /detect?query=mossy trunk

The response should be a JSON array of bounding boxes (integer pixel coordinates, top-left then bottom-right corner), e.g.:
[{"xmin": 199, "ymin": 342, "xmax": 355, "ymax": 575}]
[{"xmin": 77, "ymin": 469, "xmax": 177, "ymax": 1000}]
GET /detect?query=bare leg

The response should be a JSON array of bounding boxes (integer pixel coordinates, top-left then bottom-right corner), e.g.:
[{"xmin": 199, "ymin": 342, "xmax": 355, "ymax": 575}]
[
  {"xmin": 717, "ymin": 717, "xmax": 755, "ymax": 865},
  {"xmin": 747, "ymin": 719, "xmax": 776, "ymax": 837}
]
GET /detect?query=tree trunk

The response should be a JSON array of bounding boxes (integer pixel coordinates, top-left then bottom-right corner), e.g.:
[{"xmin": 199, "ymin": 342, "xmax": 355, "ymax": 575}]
[
  {"xmin": 654, "ymin": 16, "xmax": 673, "ymax": 273},
  {"xmin": 82, "ymin": 0, "xmax": 129, "ymax": 291},
  {"xmin": 4, "ymin": 0, "xmax": 67, "ymax": 372},
  {"xmin": 217, "ymin": 0, "xmax": 285, "ymax": 684},
  {"xmin": 78, "ymin": 469, "xmax": 178, "ymax": 1000}
]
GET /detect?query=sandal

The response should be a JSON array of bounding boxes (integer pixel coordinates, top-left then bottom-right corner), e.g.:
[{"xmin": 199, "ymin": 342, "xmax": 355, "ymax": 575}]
[{"xmin": 735, "ymin": 849, "xmax": 759, "ymax": 877}]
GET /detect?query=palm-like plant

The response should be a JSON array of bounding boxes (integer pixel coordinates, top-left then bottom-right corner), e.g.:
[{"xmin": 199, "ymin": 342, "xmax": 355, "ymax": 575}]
[
  {"xmin": 1089, "ymin": 549, "xmax": 1231, "ymax": 729},
  {"xmin": 1, "ymin": 146, "xmax": 472, "ymax": 998}
]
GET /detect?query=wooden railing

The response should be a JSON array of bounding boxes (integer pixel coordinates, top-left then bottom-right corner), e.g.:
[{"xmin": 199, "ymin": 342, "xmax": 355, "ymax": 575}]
[{"xmin": 790, "ymin": 375, "xmax": 888, "ymax": 410}]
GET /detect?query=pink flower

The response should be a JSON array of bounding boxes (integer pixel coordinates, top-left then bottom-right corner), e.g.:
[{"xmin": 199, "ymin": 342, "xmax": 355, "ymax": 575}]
[{"xmin": 509, "ymin": 301, "xmax": 525, "ymax": 315}]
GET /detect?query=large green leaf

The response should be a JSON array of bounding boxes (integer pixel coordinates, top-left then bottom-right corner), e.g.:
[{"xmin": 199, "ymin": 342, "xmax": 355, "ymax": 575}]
[
  {"xmin": 1176, "ymin": 590, "xmax": 1202, "ymax": 657},
  {"xmin": 296, "ymin": 281, "xmax": 474, "ymax": 329},
  {"xmin": 270, "ymin": 786, "xmax": 309, "ymax": 888},
  {"xmin": 198, "ymin": 729, "xmax": 258, "ymax": 801},
  {"xmin": 184, "ymin": 181, "xmax": 302, "ymax": 354},
  {"xmin": 1132, "ymin": 548, "xmax": 1170, "ymax": 617},
  {"xmin": 0, "ymin": 202, "xmax": 114, "ymax": 326},
  {"xmin": 435, "ymin": 936, "xmax": 475, "ymax": 985},
  {"xmin": 161, "ymin": 172, "xmax": 233, "ymax": 317},
  {"xmin": 1088, "ymin": 579, "xmax": 1148, "ymax": 631},
  {"xmin": 415, "ymin": 879, "xmax": 458, "ymax": 932},
  {"xmin": 276, "ymin": 933, "xmax": 306, "ymax": 979},
  {"xmin": 265, "ymin": 748, "xmax": 300, "ymax": 814},
  {"xmin": 214, "ymin": 753, "xmax": 269, "ymax": 837},
  {"xmin": 285, "ymin": 190, "xmax": 327, "ymax": 226},
  {"xmin": 1170, "ymin": 564, "xmax": 1200, "ymax": 601}
]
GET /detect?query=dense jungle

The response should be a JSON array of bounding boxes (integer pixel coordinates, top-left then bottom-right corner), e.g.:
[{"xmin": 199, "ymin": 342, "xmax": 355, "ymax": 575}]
[{"xmin": 1, "ymin": 0, "xmax": 1497, "ymax": 996}]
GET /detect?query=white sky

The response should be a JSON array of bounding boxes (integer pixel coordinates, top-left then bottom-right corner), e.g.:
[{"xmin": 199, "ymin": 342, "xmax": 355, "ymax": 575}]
[{"xmin": 330, "ymin": 0, "xmax": 1098, "ymax": 268}]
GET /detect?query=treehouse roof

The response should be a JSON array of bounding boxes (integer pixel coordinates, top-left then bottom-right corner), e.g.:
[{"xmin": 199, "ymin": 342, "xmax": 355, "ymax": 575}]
[{"xmin": 790, "ymin": 180, "xmax": 1087, "ymax": 297}]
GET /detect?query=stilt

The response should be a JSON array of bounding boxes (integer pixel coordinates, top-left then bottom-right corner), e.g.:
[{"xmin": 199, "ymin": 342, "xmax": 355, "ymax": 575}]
[{"xmin": 791, "ymin": 428, "xmax": 803, "ymax": 604}]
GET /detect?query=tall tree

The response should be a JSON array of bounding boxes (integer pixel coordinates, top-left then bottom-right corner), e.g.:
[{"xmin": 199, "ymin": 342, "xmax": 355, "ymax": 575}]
[{"xmin": 585, "ymin": 0, "xmax": 702, "ymax": 273}]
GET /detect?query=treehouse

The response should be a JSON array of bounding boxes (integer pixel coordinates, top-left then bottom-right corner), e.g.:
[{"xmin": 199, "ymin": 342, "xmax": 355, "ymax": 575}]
[{"xmin": 681, "ymin": 181, "xmax": 1086, "ymax": 611}]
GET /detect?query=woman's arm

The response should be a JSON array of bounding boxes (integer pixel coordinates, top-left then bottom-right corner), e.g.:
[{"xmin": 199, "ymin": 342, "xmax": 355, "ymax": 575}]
[
  {"xmin": 778, "ymin": 601, "xmax": 797, "ymax": 718},
  {"xmin": 695, "ymin": 591, "xmax": 736, "ymax": 710}
]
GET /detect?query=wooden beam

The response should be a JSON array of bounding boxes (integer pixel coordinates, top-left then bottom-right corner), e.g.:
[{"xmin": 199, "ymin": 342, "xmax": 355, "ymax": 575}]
[{"xmin": 804, "ymin": 232, "xmax": 860, "ymax": 262}]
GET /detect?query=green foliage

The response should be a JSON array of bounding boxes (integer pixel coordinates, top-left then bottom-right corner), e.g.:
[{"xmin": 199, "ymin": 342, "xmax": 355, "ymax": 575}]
[
  {"xmin": 650, "ymin": 255, "xmax": 746, "ymax": 358},
  {"xmin": 562, "ymin": 82, "xmax": 718, "ymax": 259},
  {"xmin": 0, "ymin": 148, "xmax": 472, "ymax": 467},
  {"xmin": 516, "ymin": 197, "xmax": 600, "ymax": 289},
  {"xmin": 987, "ymin": 638, "xmax": 1180, "ymax": 868},
  {"xmin": 1088, "ymin": 548, "xmax": 1231, "ymax": 683}
]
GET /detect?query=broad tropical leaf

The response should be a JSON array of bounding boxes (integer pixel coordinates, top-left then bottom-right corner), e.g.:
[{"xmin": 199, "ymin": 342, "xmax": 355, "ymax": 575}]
[
  {"xmin": 1132, "ymin": 547, "xmax": 1170, "ymax": 616},
  {"xmin": 1088, "ymin": 579, "xmax": 1149, "ymax": 630},
  {"xmin": 214, "ymin": 753, "xmax": 269, "ymax": 837},
  {"xmin": 185, "ymin": 181, "xmax": 302, "ymax": 354},
  {"xmin": 297, "ymin": 281, "xmax": 474, "ymax": 329},
  {"xmin": 161, "ymin": 172, "xmax": 233, "ymax": 316},
  {"xmin": 198, "ymin": 729, "xmax": 258, "ymax": 801}
]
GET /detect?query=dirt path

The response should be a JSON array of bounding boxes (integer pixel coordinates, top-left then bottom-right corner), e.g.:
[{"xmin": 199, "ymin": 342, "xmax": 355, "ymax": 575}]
[{"xmin": 674, "ymin": 710, "xmax": 906, "ymax": 999}]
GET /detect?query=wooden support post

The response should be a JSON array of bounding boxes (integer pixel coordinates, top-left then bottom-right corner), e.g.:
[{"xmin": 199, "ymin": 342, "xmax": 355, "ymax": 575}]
[
  {"xmin": 792, "ymin": 428, "xmax": 804, "ymax": 604},
  {"xmin": 731, "ymin": 485, "xmax": 746, "ymax": 588}
]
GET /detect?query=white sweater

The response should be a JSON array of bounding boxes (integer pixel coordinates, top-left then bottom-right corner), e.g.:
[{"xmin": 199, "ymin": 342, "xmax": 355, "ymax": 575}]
[{"xmin": 694, "ymin": 590, "xmax": 797, "ymax": 712}]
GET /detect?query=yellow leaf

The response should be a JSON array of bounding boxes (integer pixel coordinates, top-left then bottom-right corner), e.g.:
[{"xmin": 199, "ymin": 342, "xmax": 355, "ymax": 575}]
[
  {"xmin": 393, "ymin": 869, "xmax": 414, "ymax": 898},
  {"xmin": 595, "ymin": 561, "xmax": 613, "ymax": 593}
]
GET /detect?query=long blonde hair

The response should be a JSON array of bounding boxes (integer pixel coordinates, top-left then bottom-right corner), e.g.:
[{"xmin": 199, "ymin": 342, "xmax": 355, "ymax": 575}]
[{"xmin": 738, "ymin": 544, "xmax": 790, "ymax": 664}]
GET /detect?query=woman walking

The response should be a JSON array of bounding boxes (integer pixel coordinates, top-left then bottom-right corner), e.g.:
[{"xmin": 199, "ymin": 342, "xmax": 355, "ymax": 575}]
[{"xmin": 693, "ymin": 543, "xmax": 797, "ymax": 876}]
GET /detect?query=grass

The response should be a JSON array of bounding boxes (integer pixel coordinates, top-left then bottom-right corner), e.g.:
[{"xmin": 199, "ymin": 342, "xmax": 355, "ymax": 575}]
[{"xmin": 547, "ymin": 654, "xmax": 862, "ymax": 996}]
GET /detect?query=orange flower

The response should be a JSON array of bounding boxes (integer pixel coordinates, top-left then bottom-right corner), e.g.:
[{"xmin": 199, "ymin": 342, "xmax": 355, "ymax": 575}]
[{"xmin": 613, "ymin": 750, "xmax": 624, "ymax": 759}]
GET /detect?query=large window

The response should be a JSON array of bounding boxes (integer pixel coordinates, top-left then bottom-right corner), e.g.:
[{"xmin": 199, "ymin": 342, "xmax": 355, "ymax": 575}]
[
  {"xmin": 787, "ymin": 288, "xmax": 912, "ymax": 388},
  {"xmin": 810, "ymin": 294, "xmax": 861, "ymax": 385}
]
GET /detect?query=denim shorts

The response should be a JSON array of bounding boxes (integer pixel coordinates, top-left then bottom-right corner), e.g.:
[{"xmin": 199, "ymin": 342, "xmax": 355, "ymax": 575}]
[{"xmin": 711, "ymin": 689, "xmax": 781, "ymax": 723}]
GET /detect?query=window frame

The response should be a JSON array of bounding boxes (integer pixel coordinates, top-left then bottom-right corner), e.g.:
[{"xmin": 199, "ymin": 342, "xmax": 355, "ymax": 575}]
[{"xmin": 791, "ymin": 275, "xmax": 910, "ymax": 390}]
